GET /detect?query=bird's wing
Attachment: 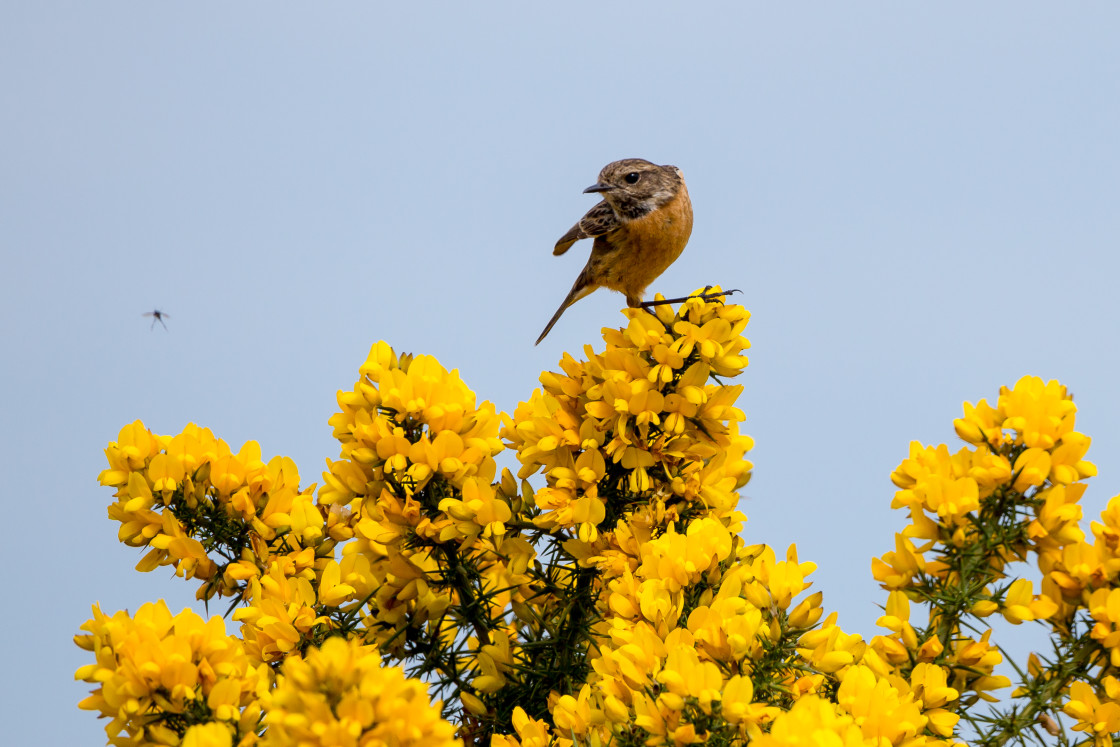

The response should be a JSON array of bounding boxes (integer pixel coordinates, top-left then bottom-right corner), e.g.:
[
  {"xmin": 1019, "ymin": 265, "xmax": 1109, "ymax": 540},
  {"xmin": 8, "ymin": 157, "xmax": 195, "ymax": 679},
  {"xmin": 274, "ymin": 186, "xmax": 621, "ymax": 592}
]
[{"xmin": 553, "ymin": 201, "xmax": 618, "ymax": 256}]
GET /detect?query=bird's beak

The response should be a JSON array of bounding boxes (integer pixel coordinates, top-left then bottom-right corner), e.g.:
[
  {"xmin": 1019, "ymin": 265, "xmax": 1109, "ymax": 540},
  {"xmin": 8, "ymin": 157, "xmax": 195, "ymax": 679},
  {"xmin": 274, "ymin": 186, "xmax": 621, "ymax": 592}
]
[{"xmin": 583, "ymin": 182, "xmax": 614, "ymax": 194}]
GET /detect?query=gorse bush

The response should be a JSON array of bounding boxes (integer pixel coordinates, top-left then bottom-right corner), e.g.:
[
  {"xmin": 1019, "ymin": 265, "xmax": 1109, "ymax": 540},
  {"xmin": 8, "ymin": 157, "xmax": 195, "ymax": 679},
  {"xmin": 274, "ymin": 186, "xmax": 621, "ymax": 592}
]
[{"xmin": 76, "ymin": 289, "xmax": 1120, "ymax": 746}]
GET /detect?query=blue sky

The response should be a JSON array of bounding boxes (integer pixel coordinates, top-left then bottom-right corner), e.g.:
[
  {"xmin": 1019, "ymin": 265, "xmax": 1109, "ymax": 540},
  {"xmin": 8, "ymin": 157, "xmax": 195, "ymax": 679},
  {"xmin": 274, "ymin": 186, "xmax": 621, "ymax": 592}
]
[{"xmin": 2, "ymin": 3, "xmax": 1118, "ymax": 742}]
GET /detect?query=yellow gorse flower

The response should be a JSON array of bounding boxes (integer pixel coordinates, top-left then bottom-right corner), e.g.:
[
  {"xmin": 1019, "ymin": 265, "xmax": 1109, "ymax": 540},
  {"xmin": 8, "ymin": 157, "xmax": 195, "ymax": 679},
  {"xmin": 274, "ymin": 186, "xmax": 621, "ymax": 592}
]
[{"xmin": 1064, "ymin": 680, "xmax": 1120, "ymax": 745}]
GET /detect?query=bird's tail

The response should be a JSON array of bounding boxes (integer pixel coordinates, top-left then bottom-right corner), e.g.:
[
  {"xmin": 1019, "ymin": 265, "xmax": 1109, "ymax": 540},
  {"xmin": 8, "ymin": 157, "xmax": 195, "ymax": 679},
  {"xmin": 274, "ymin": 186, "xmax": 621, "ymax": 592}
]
[
  {"xmin": 535, "ymin": 297, "xmax": 572, "ymax": 346},
  {"xmin": 535, "ymin": 268, "xmax": 595, "ymax": 345}
]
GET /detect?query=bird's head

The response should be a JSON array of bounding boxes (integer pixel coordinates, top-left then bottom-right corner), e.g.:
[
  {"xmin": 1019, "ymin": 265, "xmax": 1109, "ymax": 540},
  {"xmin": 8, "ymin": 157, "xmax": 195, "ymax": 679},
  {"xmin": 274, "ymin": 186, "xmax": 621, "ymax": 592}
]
[{"xmin": 583, "ymin": 158, "xmax": 684, "ymax": 219}]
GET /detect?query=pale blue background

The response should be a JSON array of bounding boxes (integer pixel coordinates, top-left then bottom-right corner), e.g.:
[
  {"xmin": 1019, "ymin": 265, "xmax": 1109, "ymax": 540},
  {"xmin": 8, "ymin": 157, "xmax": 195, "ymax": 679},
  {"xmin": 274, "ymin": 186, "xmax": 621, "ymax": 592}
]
[{"xmin": 3, "ymin": 3, "xmax": 1118, "ymax": 743}]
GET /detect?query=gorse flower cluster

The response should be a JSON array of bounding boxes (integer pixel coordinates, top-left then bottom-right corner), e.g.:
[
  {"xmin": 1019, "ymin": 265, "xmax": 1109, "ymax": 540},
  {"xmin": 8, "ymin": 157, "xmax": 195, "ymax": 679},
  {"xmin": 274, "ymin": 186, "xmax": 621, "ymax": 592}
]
[
  {"xmin": 75, "ymin": 601, "xmax": 269, "ymax": 747},
  {"xmin": 872, "ymin": 376, "xmax": 1120, "ymax": 744},
  {"xmin": 77, "ymin": 288, "xmax": 1120, "ymax": 746}
]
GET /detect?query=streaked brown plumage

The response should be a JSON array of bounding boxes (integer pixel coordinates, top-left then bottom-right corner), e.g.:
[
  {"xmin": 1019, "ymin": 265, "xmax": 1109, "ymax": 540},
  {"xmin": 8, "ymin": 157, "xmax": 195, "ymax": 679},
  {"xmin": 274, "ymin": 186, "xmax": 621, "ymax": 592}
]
[{"xmin": 536, "ymin": 158, "xmax": 693, "ymax": 345}]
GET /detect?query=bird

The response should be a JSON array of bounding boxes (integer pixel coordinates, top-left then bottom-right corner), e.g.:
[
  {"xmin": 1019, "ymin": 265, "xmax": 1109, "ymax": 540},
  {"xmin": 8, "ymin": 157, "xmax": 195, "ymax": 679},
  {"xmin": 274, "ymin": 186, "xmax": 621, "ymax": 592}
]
[
  {"xmin": 535, "ymin": 158, "xmax": 693, "ymax": 345},
  {"xmin": 143, "ymin": 309, "xmax": 170, "ymax": 330}
]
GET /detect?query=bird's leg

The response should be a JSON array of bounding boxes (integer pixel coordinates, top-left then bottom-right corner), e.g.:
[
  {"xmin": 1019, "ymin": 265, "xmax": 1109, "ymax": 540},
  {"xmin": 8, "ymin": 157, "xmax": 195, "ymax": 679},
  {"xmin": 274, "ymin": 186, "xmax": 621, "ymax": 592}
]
[{"xmin": 638, "ymin": 287, "xmax": 741, "ymax": 308}]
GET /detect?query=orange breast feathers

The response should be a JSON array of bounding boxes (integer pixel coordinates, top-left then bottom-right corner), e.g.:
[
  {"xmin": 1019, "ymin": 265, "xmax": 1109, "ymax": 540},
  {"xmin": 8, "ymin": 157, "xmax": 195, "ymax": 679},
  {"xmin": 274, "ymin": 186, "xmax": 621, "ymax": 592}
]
[{"xmin": 603, "ymin": 182, "xmax": 693, "ymax": 304}]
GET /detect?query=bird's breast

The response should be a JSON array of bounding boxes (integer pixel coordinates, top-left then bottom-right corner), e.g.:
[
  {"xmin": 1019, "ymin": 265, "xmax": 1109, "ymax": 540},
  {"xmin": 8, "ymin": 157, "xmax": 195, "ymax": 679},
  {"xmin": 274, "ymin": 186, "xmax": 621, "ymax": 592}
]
[{"xmin": 618, "ymin": 186, "xmax": 693, "ymax": 277}]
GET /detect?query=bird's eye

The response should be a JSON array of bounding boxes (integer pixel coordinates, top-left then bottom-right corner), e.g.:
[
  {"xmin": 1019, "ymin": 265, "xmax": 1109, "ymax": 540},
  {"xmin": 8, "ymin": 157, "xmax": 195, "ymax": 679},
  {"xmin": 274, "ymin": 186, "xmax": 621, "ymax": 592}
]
[{"xmin": 624, "ymin": 172, "xmax": 640, "ymax": 184}]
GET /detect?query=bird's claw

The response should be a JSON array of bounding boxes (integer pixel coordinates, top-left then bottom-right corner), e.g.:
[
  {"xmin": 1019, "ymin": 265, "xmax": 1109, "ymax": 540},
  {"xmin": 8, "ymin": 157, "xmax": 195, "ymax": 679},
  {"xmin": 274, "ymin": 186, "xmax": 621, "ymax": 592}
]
[{"xmin": 638, "ymin": 287, "xmax": 741, "ymax": 309}]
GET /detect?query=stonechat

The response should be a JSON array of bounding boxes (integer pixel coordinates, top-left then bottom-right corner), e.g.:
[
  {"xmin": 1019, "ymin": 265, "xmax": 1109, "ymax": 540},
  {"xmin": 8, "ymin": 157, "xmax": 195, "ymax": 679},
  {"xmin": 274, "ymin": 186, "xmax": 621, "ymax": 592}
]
[{"xmin": 535, "ymin": 158, "xmax": 693, "ymax": 345}]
